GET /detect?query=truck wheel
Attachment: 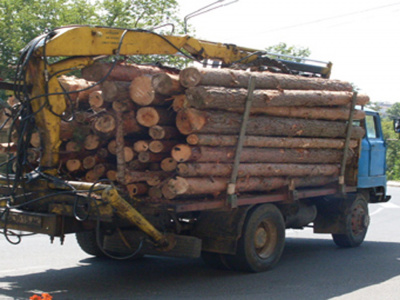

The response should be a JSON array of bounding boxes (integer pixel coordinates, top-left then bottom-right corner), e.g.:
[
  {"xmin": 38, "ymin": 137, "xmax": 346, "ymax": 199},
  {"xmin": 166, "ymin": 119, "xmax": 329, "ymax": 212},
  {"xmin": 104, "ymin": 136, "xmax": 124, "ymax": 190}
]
[
  {"xmin": 226, "ymin": 204, "xmax": 285, "ymax": 272},
  {"xmin": 332, "ymin": 194, "xmax": 369, "ymax": 248},
  {"xmin": 76, "ymin": 230, "xmax": 105, "ymax": 257},
  {"xmin": 201, "ymin": 251, "xmax": 232, "ymax": 270}
]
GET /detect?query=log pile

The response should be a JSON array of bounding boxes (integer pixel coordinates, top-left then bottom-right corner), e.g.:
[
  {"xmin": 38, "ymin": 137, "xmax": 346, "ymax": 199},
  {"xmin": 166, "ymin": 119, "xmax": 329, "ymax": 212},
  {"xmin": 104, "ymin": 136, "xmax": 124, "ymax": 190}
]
[{"xmin": 26, "ymin": 62, "xmax": 368, "ymax": 202}]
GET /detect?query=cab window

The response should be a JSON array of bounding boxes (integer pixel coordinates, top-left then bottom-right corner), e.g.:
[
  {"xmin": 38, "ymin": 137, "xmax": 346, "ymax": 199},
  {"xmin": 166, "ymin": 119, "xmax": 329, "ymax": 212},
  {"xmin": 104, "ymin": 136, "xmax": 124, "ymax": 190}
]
[{"xmin": 365, "ymin": 115, "xmax": 378, "ymax": 139}]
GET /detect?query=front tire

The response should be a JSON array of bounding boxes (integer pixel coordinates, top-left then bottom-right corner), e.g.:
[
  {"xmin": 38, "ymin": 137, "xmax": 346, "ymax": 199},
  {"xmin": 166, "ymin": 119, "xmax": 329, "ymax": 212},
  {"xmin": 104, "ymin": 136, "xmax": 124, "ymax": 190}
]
[
  {"xmin": 226, "ymin": 204, "xmax": 285, "ymax": 272},
  {"xmin": 76, "ymin": 230, "xmax": 105, "ymax": 257},
  {"xmin": 332, "ymin": 193, "xmax": 369, "ymax": 248}
]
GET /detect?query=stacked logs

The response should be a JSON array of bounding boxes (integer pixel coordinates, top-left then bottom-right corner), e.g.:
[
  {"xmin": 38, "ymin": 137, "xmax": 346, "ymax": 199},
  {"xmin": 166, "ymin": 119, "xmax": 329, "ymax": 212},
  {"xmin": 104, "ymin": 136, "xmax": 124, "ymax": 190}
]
[{"xmin": 30, "ymin": 62, "xmax": 368, "ymax": 201}]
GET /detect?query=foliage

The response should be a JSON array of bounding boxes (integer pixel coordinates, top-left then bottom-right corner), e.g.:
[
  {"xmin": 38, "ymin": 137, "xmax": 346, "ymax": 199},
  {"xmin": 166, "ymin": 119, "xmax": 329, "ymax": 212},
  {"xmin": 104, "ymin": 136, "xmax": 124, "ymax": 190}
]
[
  {"xmin": 0, "ymin": 0, "xmax": 186, "ymax": 82},
  {"xmin": 365, "ymin": 102, "xmax": 382, "ymax": 112},
  {"xmin": 386, "ymin": 103, "xmax": 400, "ymax": 119},
  {"xmin": 265, "ymin": 42, "xmax": 311, "ymax": 62},
  {"xmin": 381, "ymin": 117, "xmax": 400, "ymax": 180}
]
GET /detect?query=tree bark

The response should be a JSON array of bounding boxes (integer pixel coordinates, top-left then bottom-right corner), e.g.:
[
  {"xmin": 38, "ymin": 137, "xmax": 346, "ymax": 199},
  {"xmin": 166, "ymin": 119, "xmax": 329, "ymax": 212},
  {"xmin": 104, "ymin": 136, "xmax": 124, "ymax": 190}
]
[
  {"xmin": 100, "ymin": 81, "xmax": 131, "ymax": 102},
  {"xmin": 185, "ymin": 86, "xmax": 369, "ymax": 109},
  {"xmin": 81, "ymin": 61, "xmax": 174, "ymax": 82},
  {"xmin": 58, "ymin": 75, "xmax": 99, "ymax": 105},
  {"xmin": 177, "ymin": 162, "xmax": 339, "ymax": 177},
  {"xmin": 176, "ymin": 108, "xmax": 365, "ymax": 138},
  {"xmin": 162, "ymin": 175, "xmax": 337, "ymax": 199},
  {"xmin": 179, "ymin": 67, "xmax": 354, "ymax": 91},
  {"xmin": 171, "ymin": 144, "xmax": 353, "ymax": 164},
  {"xmin": 186, "ymin": 134, "xmax": 358, "ymax": 149},
  {"xmin": 112, "ymin": 98, "xmax": 136, "ymax": 112}
]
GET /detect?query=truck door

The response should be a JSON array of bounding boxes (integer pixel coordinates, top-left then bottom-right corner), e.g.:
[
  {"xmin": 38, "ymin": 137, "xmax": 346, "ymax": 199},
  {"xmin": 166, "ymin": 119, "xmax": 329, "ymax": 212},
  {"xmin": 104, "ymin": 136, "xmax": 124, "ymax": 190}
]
[{"xmin": 364, "ymin": 113, "xmax": 386, "ymax": 176}]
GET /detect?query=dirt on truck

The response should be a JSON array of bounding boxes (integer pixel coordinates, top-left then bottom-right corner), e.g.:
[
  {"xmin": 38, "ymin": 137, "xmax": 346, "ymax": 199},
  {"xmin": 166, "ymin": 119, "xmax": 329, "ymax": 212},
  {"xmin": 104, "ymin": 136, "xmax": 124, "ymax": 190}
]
[{"xmin": 0, "ymin": 25, "xmax": 390, "ymax": 272}]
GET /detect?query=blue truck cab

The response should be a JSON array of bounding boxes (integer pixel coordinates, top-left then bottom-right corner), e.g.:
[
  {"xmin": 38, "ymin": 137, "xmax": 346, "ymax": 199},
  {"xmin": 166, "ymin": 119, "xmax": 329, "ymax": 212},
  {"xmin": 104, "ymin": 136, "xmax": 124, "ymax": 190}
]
[{"xmin": 358, "ymin": 109, "xmax": 389, "ymax": 202}]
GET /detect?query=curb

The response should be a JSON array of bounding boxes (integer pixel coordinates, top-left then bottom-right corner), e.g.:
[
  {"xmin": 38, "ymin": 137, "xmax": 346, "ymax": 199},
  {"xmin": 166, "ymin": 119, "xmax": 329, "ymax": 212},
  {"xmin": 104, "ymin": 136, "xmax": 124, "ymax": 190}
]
[{"xmin": 387, "ymin": 181, "xmax": 400, "ymax": 187}]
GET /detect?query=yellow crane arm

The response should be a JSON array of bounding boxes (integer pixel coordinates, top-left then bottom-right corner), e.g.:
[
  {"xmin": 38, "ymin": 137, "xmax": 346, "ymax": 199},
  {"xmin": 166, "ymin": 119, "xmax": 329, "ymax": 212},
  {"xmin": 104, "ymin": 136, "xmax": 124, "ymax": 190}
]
[{"xmin": 35, "ymin": 26, "xmax": 260, "ymax": 64}]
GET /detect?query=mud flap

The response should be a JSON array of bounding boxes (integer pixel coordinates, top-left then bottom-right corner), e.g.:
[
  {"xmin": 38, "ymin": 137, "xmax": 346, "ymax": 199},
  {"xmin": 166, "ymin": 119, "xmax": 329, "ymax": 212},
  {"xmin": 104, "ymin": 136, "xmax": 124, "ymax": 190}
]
[{"xmin": 193, "ymin": 206, "xmax": 251, "ymax": 255}]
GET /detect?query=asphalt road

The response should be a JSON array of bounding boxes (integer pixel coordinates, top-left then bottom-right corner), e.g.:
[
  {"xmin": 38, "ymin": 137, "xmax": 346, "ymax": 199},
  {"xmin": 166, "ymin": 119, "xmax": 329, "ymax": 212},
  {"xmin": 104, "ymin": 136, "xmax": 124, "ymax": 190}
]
[{"xmin": 1, "ymin": 187, "xmax": 399, "ymax": 300}]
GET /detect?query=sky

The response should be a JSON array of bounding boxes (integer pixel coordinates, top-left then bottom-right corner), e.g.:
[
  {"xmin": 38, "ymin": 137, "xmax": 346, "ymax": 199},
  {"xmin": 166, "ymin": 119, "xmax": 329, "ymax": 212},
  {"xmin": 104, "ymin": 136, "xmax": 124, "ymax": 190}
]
[{"xmin": 177, "ymin": 0, "xmax": 400, "ymax": 104}]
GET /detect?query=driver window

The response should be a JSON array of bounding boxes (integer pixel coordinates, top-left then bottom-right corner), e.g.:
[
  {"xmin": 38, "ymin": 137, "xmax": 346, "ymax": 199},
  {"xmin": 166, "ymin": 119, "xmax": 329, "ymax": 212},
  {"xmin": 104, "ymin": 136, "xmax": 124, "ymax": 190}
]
[{"xmin": 365, "ymin": 115, "xmax": 378, "ymax": 139}]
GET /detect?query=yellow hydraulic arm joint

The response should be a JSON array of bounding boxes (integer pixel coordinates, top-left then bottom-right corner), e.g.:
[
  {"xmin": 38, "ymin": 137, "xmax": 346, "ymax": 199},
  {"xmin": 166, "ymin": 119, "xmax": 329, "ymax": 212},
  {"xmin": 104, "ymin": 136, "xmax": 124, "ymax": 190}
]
[{"xmin": 102, "ymin": 186, "xmax": 172, "ymax": 249}]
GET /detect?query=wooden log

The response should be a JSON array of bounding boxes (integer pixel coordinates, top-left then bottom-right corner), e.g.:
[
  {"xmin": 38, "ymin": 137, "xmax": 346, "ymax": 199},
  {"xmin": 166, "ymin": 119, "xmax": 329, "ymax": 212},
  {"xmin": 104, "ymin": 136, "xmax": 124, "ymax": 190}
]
[
  {"xmin": 30, "ymin": 132, "xmax": 41, "ymax": 148},
  {"xmin": 100, "ymin": 81, "xmax": 130, "ymax": 102},
  {"xmin": 125, "ymin": 170, "xmax": 169, "ymax": 184},
  {"xmin": 238, "ymin": 106, "xmax": 366, "ymax": 120},
  {"xmin": 185, "ymin": 87, "xmax": 369, "ymax": 109},
  {"xmin": 93, "ymin": 111, "xmax": 144, "ymax": 136},
  {"xmin": 129, "ymin": 75, "xmax": 166, "ymax": 106},
  {"xmin": 82, "ymin": 155, "xmax": 102, "ymax": 170},
  {"xmin": 161, "ymin": 157, "xmax": 178, "ymax": 172},
  {"xmin": 149, "ymin": 125, "xmax": 181, "ymax": 140},
  {"xmin": 171, "ymin": 144, "xmax": 353, "ymax": 164},
  {"xmin": 112, "ymin": 98, "xmax": 136, "ymax": 112},
  {"xmin": 179, "ymin": 67, "xmax": 353, "ymax": 91},
  {"xmin": 177, "ymin": 162, "xmax": 339, "ymax": 178},
  {"xmin": 162, "ymin": 176, "xmax": 337, "ymax": 199},
  {"xmin": 128, "ymin": 159, "xmax": 148, "ymax": 171},
  {"xmin": 136, "ymin": 107, "xmax": 175, "ymax": 127},
  {"xmin": 115, "ymin": 110, "xmax": 126, "ymax": 183},
  {"xmin": 106, "ymin": 169, "xmax": 117, "ymax": 181},
  {"xmin": 138, "ymin": 152, "xmax": 168, "ymax": 163},
  {"xmin": 81, "ymin": 62, "xmax": 173, "ymax": 82},
  {"xmin": 171, "ymin": 94, "xmax": 188, "ymax": 112},
  {"xmin": 60, "ymin": 119, "xmax": 92, "ymax": 142},
  {"xmin": 133, "ymin": 140, "xmax": 150, "ymax": 153},
  {"xmin": 93, "ymin": 113, "xmax": 116, "ymax": 135},
  {"xmin": 65, "ymin": 141, "xmax": 81, "ymax": 152},
  {"xmin": 121, "ymin": 110, "xmax": 145, "ymax": 135},
  {"xmin": 148, "ymin": 186, "xmax": 163, "ymax": 198},
  {"xmin": 85, "ymin": 169, "xmax": 100, "ymax": 182},
  {"xmin": 149, "ymin": 140, "xmax": 178, "ymax": 153},
  {"xmin": 176, "ymin": 108, "xmax": 365, "ymax": 138},
  {"xmin": 84, "ymin": 134, "xmax": 101, "ymax": 151},
  {"xmin": 88, "ymin": 90, "xmax": 107, "ymax": 111},
  {"xmin": 186, "ymin": 134, "xmax": 358, "ymax": 149},
  {"xmin": 65, "ymin": 159, "xmax": 82, "ymax": 173},
  {"xmin": 58, "ymin": 75, "xmax": 99, "ymax": 104},
  {"xmin": 152, "ymin": 73, "xmax": 184, "ymax": 95},
  {"xmin": 127, "ymin": 183, "xmax": 149, "ymax": 197}
]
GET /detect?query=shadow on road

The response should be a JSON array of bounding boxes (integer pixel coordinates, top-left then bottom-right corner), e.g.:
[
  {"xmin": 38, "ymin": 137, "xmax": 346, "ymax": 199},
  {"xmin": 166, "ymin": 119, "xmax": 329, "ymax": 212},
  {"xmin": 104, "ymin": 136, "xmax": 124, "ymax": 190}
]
[{"xmin": 1, "ymin": 238, "xmax": 400, "ymax": 299}]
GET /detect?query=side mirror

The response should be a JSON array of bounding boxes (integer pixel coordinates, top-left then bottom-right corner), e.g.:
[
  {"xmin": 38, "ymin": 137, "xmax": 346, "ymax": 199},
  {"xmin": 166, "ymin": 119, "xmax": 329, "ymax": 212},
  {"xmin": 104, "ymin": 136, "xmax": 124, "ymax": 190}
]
[{"xmin": 393, "ymin": 119, "xmax": 400, "ymax": 133}]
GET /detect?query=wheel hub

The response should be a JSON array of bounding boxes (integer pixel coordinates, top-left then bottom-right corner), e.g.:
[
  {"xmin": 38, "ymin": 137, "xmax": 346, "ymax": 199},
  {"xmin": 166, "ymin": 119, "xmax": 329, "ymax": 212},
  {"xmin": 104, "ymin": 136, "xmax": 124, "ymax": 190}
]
[
  {"xmin": 253, "ymin": 221, "xmax": 277, "ymax": 259},
  {"xmin": 351, "ymin": 204, "xmax": 368, "ymax": 235}
]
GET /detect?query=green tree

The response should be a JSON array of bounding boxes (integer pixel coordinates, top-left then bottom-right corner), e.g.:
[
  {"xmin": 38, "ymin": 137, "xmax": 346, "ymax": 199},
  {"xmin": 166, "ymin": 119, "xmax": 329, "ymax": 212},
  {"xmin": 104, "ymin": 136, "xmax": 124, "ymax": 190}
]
[
  {"xmin": 0, "ymin": 0, "xmax": 184, "ymax": 82},
  {"xmin": 265, "ymin": 42, "xmax": 311, "ymax": 62},
  {"xmin": 386, "ymin": 103, "xmax": 400, "ymax": 119}
]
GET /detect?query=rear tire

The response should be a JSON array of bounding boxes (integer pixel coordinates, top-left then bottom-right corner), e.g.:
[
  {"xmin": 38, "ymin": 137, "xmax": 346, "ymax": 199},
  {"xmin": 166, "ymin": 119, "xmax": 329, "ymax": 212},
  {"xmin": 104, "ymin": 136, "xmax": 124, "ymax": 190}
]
[
  {"xmin": 76, "ymin": 230, "xmax": 105, "ymax": 257},
  {"xmin": 226, "ymin": 204, "xmax": 285, "ymax": 272},
  {"xmin": 332, "ymin": 193, "xmax": 369, "ymax": 248}
]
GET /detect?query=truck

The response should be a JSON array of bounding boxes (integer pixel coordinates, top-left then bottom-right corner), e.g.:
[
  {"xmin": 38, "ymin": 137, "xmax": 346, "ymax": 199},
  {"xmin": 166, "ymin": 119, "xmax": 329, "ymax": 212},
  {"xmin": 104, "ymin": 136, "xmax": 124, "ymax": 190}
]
[{"xmin": 0, "ymin": 25, "xmax": 391, "ymax": 272}]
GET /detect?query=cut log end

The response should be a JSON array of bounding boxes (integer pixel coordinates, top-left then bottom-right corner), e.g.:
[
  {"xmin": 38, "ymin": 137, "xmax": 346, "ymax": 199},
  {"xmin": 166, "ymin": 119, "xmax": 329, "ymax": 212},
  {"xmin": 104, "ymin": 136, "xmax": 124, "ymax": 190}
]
[{"xmin": 171, "ymin": 144, "xmax": 192, "ymax": 163}]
